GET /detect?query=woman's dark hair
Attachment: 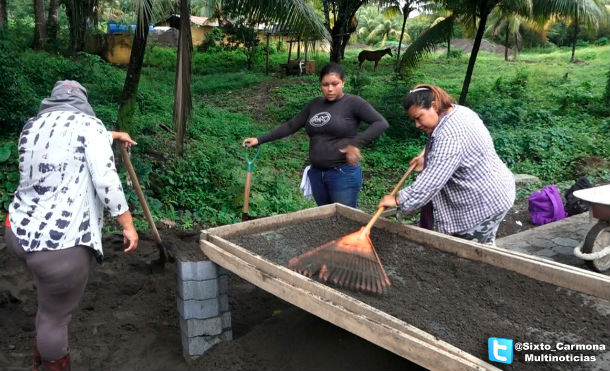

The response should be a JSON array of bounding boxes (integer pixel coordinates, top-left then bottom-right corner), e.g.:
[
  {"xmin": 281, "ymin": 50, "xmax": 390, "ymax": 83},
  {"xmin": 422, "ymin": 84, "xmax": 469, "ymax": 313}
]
[
  {"xmin": 403, "ymin": 84, "xmax": 455, "ymax": 114},
  {"xmin": 319, "ymin": 62, "xmax": 345, "ymax": 81}
]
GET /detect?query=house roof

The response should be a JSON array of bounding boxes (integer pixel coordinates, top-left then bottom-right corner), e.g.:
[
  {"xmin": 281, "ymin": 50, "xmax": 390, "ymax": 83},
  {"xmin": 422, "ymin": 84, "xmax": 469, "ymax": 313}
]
[{"xmin": 158, "ymin": 14, "xmax": 221, "ymax": 28}]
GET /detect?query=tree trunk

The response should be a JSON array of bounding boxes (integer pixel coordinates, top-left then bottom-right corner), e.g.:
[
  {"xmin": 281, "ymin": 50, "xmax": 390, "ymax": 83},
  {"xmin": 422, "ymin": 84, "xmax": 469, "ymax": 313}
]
[
  {"xmin": 396, "ymin": 11, "xmax": 408, "ymax": 70},
  {"xmin": 65, "ymin": 0, "xmax": 89, "ymax": 55},
  {"xmin": 329, "ymin": 26, "xmax": 343, "ymax": 63},
  {"xmin": 32, "ymin": 0, "xmax": 47, "ymax": 50},
  {"xmin": 459, "ymin": 5, "xmax": 490, "ymax": 105},
  {"xmin": 47, "ymin": 0, "xmax": 59, "ymax": 44},
  {"xmin": 447, "ymin": 19, "xmax": 453, "ymax": 57},
  {"xmin": 117, "ymin": 0, "xmax": 152, "ymax": 133},
  {"xmin": 513, "ymin": 33, "xmax": 518, "ymax": 60},
  {"xmin": 174, "ymin": 0, "xmax": 193, "ymax": 156},
  {"xmin": 326, "ymin": 3, "xmax": 360, "ymax": 63},
  {"xmin": 0, "ymin": 0, "xmax": 7, "ymax": 29},
  {"xmin": 504, "ymin": 23, "xmax": 509, "ymax": 62},
  {"xmin": 570, "ymin": 11, "xmax": 578, "ymax": 62}
]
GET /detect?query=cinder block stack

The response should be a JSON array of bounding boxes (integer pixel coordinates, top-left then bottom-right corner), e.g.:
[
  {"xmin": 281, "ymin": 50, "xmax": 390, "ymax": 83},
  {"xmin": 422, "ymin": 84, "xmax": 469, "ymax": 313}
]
[{"xmin": 177, "ymin": 260, "xmax": 232, "ymax": 359}]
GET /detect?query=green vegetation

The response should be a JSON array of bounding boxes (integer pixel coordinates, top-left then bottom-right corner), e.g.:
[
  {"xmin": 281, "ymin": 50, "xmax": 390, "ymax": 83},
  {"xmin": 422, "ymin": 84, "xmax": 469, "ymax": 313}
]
[{"xmin": 0, "ymin": 36, "xmax": 608, "ymax": 229}]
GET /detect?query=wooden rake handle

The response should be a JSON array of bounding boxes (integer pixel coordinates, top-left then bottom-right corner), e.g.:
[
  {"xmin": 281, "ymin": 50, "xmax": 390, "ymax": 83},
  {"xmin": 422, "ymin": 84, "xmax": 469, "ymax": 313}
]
[
  {"xmin": 362, "ymin": 148, "xmax": 425, "ymax": 235},
  {"xmin": 119, "ymin": 145, "xmax": 162, "ymax": 245}
]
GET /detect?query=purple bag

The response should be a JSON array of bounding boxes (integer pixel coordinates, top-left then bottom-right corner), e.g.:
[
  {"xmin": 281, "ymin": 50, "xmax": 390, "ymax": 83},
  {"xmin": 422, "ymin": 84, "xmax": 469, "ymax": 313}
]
[{"xmin": 528, "ymin": 184, "xmax": 567, "ymax": 225}]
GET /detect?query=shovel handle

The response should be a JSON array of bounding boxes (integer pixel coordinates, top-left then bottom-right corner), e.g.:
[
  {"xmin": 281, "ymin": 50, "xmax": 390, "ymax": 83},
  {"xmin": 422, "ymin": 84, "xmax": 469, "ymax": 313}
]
[
  {"xmin": 119, "ymin": 145, "xmax": 162, "ymax": 245},
  {"xmin": 363, "ymin": 148, "xmax": 425, "ymax": 234},
  {"xmin": 243, "ymin": 171, "xmax": 252, "ymax": 215}
]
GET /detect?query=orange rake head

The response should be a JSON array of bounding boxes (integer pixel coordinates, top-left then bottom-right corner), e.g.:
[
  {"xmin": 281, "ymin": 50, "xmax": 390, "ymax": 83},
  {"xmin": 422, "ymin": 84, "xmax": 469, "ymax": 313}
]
[
  {"xmin": 287, "ymin": 150, "xmax": 423, "ymax": 295},
  {"xmin": 288, "ymin": 227, "xmax": 391, "ymax": 294}
]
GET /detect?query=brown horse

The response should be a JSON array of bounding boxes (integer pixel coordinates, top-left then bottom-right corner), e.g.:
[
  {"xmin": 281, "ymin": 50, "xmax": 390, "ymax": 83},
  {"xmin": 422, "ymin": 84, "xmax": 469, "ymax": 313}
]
[{"xmin": 358, "ymin": 48, "xmax": 393, "ymax": 70}]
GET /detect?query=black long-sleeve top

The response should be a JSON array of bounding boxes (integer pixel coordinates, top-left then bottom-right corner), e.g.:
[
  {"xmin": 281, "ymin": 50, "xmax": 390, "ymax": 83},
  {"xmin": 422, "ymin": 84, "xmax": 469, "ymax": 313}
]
[{"xmin": 257, "ymin": 95, "xmax": 388, "ymax": 169}]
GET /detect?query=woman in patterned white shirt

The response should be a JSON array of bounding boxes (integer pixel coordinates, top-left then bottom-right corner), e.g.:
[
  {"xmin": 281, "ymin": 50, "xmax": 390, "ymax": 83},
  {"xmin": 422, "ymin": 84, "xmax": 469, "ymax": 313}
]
[
  {"xmin": 378, "ymin": 84, "xmax": 515, "ymax": 245},
  {"xmin": 4, "ymin": 80, "xmax": 138, "ymax": 370}
]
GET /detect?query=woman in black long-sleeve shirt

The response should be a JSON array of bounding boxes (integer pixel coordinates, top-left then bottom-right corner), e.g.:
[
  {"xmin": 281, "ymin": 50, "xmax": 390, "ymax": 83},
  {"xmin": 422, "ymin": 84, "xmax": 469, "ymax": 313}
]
[{"xmin": 242, "ymin": 63, "xmax": 388, "ymax": 208}]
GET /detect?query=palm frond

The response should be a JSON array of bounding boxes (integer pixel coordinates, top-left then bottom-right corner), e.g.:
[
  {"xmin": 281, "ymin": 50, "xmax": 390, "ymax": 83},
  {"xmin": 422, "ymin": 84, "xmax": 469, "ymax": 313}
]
[
  {"xmin": 399, "ymin": 15, "xmax": 455, "ymax": 71},
  {"xmin": 223, "ymin": 0, "xmax": 330, "ymax": 40},
  {"xmin": 382, "ymin": 5, "xmax": 401, "ymax": 19}
]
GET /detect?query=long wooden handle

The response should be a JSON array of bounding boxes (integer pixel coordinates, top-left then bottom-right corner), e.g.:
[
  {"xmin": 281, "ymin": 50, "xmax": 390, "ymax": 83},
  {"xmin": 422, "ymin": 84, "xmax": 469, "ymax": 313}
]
[
  {"xmin": 362, "ymin": 148, "xmax": 425, "ymax": 234},
  {"xmin": 119, "ymin": 145, "xmax": 162, "ymax": 244},
  {"xmin": 243, "ymin": 171, "xmax": 252, "ymax": 214}
]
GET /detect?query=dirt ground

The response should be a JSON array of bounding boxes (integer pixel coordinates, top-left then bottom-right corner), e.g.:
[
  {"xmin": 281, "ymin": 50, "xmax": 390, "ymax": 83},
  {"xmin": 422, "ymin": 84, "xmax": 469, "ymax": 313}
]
[
  {"xmin": 0, "ymin": 225, "xmax": 417, "ymax": 371},
  {"xmin": 0, "ymin": 195, "xmax": 605, "ymax": 371}
]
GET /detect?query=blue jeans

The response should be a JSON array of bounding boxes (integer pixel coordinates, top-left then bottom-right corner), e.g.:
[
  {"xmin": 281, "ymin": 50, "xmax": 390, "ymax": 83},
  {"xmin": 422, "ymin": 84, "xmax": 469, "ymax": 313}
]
[{"xmin": 308, "ymin": 164, "xmax": 362, "ymax": 208}]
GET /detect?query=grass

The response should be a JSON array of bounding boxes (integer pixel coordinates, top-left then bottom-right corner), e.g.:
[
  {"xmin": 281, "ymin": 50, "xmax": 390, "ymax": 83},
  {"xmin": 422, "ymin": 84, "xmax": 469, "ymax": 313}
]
[{"xmin": 1, "ymin": 37, "xmax": 608, "ymax": 228}]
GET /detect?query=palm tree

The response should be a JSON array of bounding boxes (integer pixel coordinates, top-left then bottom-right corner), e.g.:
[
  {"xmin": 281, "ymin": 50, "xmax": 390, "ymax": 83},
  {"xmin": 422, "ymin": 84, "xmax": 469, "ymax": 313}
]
[
  {"xmin": 367, "ymin": 16, "xmax": 401, "ymax": 45},
  {"xmin": 357, "ymin": 6, "xmax": 402, "ymax": 46},
  {"xmin": 117, "ymin": 0, "xmax": 155, "ymax": 134},
  {"xmin": 534, "ymin": 0, "xmax": 606, "ymax": 62},
  {"xmin": 399, "ymin": 15, "xmax": 455, "ymax": 69},
  {"xmin": 486, "ymin": 0, "xmax": 533, "ymax": 61},
  {"xmin": 118, "ymin": 0, "xmax": 326, "ymax": 154},
  {"xmin": 381, "ymin": 0, "xmax": 431, "ymax": 70},
  {"xmin": 400, "ymin": 0, "xmax": 540, "ymax": 104},
  {"xmin": 357, "ymin": 7, "xmax": 382, "ymax": 44},
  {"xmin": 223, "ymin": 0, "xmax": 329, "ymax": 42},
  {"xmin": 174, "ymin": 0, "xmax": 192, "ymax": 156}
]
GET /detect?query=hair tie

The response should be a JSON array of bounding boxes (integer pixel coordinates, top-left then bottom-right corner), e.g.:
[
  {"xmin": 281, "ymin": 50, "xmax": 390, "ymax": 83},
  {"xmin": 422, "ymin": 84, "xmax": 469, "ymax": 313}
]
[{"xmin": 409, "ymin": 87, "xmax": 429, "ymax": 94}]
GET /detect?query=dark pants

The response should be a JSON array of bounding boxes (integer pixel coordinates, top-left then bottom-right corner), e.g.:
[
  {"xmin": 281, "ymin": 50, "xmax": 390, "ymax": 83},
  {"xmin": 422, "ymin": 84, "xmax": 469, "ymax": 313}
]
[
  {"xmin": 4, "ymin": 227, "xmax": 92, "ymax": 361},
  {"xmin": 308, "ymin": 163, "xmax": 362, "ymax": 208}
]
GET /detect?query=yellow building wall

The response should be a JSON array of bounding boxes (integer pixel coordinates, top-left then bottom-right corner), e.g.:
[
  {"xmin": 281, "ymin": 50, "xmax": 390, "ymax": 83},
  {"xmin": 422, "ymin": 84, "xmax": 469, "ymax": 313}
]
[{"xmin": 104, "ymin": 34, "xmax": 132, "ymax": 65}]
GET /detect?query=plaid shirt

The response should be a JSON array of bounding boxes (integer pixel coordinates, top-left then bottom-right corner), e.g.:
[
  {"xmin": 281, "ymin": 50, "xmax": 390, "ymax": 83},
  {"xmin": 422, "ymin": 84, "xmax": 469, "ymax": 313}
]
[{"xmin": 396, "ymin": 105, "xmax": 515, "ymax": 234}]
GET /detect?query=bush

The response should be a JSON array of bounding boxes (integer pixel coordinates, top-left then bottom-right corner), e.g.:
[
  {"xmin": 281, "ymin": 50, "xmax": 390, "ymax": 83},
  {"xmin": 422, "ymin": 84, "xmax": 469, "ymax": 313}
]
[
  {"xmin": 491, "ymin": 69, "xmax": 529, "ymax": 99},
  {"xmin": 595, "ymin": 37, "xmax": 609, "ymax": 46},
  {"xmin": 198, "ymin": 27, "xmax": 224, "ymax": 52},
  {"xmin": 447, "ymin": 49, "xmax": 463, "ymax": 59}
]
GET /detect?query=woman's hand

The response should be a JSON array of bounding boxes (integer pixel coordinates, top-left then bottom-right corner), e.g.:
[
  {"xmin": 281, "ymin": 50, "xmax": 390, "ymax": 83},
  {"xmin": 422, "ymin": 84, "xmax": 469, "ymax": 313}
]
[
  {"xmin": 410, "ymin": 154, "xmax": 424, "ymax": 172},
  {"xmin": 340, "ymin": 145, "xmax": 362, "ymax": 166},
  {"xmin": 116, "ymin": 211, "xmax": 138, "ymax": 253},
  {"xmin": 111, "ymin": 131, "xmax": 137, "ymax": 148},
  {"xmin": 242, "ymin": 138, "xmax": 259, "ymax": 148},
  {"xmin": 122, "ymin": 226, "xmax": 139, "ymax": 253},
  {"xmin": 378, "ymin": 194, "xmax": 398, "ymax": 209}
]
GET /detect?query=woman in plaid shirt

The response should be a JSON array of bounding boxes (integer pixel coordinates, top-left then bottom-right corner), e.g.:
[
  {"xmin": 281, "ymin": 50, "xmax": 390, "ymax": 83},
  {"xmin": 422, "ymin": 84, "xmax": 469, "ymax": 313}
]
[{"xmin": 378, "ymin": 84, "xmax": 515, "ymax": 244}]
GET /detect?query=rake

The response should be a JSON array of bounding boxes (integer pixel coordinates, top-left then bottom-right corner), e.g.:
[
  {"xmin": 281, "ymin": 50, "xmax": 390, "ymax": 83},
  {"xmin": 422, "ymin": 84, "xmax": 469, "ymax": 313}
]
[{"xmin": 288, "ymin": 154, "xmax": 422, "ymax": 294}]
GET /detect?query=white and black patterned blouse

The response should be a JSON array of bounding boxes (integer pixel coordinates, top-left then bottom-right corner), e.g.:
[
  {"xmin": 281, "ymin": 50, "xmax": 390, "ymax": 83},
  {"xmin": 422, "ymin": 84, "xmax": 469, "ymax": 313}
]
[
  {"xmin": 396, "ymin": 105, "xmax": 515, "ymax": 234},
  {"xmin": 9, "ymin": 110, "xmax": 128, "ymax": 262}
]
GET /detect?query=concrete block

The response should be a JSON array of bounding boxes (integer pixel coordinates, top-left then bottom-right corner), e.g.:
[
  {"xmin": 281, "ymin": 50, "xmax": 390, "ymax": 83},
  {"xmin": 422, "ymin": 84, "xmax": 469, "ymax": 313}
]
[
  {"xmin": 177, "ymin": 297, "xmax": 220, "ymax": 319},
  {"xmin": 177, "ymin": 278, "xmax": 219, "ymax": 300},
  {"xmin": 220, "ymin": 329, "xmax": 233, "ymax": 342},
  {"xmin": 181, "ymin": 333, "xmax": 222, "ymax": 358},
  {"xmin": 177, "ymin": 260, "xmax": 218, "ymax": 281},
  {"xmin": 514, "ymin": 173, "xmax": 540, "ymax": 187},
  {"xmin": 180, "ymin": 316, "xmax": 223, "ymax": 337},
  {"xmin": 219, "ymin": 294, "xmax": 229, "ymax": 312},
  {"xmin": 221, "ymin": 311, "xmax": 231, "ymax": 330},
  {"xmin": 218, "ymin": 275, "xmax": 229, "ymax": 295}
]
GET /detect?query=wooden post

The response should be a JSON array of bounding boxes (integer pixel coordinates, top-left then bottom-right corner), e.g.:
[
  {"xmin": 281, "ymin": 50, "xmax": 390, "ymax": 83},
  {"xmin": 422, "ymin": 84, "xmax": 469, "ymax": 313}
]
[
  {"xmin": 304, "ymin": 39, "xmax": 308, "ymax": 62},
  {"xmin": 265, "ymin": 33, "xmax": 270, "ymax": 75},
  {"xmin": 287, "ymin": 40, "xmax": 292, "ymax": 64},
  {"xmin": 296, "ymin": 36, "xmax": 301, "ymax": 60}
]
